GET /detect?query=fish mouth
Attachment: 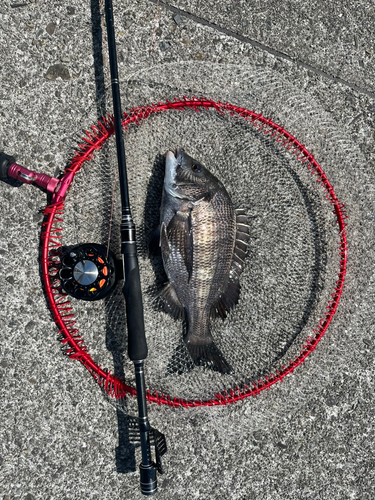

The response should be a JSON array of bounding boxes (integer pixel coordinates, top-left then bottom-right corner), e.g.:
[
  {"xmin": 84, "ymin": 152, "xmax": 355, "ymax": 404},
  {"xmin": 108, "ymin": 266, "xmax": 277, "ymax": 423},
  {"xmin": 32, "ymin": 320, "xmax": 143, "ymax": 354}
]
[
  {"xmin": 165, "ymin": 148, "xmax": 185, "ymax": 183},
  {"xmin": 165, "ymin": 150, "xmax": 180, "ymax": 197},
  {"xmin": 165, "ymin": 150, "xmax": 177, "ymax": 178},
  {"xmin": 175, "ymin": 147, "xmax": 183, "ymax": 163},
  {"xmin": 165, "ymin": 148, "xmax": 193, "ymax": 200},
  {"xmin": 166, "ymin": 148, "xmax": 184, "ymax": 166}
]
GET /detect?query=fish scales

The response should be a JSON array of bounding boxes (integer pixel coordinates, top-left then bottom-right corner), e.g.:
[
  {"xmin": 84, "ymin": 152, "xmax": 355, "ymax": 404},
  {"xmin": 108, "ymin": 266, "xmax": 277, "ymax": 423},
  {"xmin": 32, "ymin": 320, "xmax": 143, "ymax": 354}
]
[{"xmin": 187, "ymin": 192, "xmax": 235, "ymax": 340}]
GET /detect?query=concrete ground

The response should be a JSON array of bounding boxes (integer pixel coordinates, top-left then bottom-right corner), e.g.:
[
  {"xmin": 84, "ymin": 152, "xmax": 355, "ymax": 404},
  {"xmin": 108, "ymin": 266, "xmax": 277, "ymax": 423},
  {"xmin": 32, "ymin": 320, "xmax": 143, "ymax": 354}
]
[{"xmin": 0, "ymin": 1, "xmax": 374, "ymax": 499}]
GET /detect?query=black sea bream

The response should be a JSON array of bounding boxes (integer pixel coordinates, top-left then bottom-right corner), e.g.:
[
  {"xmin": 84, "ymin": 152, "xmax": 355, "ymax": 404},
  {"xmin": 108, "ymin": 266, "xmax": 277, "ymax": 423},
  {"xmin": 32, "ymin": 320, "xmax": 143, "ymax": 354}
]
[{"xmin": 158, "ymin": 148, "xmax": 250, "ymax": 373}]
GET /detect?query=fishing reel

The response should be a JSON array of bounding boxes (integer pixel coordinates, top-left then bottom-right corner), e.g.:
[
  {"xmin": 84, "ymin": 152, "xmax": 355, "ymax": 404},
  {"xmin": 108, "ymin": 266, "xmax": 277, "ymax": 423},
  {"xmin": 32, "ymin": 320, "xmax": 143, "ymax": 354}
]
[{"xmin": 59, "ymin": 243, "xmax": 120, "ymax": 301}]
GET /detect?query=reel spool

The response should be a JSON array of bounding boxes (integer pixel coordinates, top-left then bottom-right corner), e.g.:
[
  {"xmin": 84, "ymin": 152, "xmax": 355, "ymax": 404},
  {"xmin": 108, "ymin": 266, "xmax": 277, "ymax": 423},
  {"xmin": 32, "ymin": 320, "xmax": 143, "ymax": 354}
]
[{"xmin": 59, "ymin": 243, "xmax": 118, "ymax": 301}]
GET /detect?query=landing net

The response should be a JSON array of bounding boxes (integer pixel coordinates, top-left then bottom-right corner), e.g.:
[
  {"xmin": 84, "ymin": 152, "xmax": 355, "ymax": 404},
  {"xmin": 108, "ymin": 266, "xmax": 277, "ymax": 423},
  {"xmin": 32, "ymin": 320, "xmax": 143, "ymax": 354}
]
[{"xmin": 41, "ymin": 96, "xmax": 347, "ymax": 407}]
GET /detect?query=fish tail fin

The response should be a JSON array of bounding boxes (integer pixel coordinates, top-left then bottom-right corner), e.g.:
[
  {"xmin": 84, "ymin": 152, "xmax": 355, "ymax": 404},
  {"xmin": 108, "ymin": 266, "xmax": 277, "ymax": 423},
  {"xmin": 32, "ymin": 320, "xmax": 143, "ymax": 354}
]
[{"xmin": 185, "ymin": 341, "xmax": 233, "ymax": 375}]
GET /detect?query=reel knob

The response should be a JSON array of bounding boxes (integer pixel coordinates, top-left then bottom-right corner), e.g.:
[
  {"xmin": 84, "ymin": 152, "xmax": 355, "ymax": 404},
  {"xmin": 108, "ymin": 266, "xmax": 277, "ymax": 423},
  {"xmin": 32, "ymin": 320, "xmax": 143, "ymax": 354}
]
[{"xmin": 59, "ymin": 243, "xmax": 117, "ymax": 301}]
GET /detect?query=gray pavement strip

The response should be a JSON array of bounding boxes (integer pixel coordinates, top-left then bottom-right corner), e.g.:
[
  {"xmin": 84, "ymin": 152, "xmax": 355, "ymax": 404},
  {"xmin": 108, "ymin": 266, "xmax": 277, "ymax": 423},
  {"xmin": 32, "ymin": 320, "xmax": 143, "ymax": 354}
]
[
  {"xmin": 147, "ymin": 0, "xmax": 375, "ymax": 99},
  {"xmin": 0, "ymin": 2, "xmax": 374, "ymax": 500},
  {"xmin": 149, "ymin": 0, "xmax": 375, "ymax": 97}
]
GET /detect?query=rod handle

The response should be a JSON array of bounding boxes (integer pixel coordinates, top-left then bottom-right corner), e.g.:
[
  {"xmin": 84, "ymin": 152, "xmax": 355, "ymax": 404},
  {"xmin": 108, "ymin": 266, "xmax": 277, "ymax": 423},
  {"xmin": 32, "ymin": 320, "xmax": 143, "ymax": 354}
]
[{"xmin": 122, "ymin": 243, "xmax": 148, "ymax": 361}]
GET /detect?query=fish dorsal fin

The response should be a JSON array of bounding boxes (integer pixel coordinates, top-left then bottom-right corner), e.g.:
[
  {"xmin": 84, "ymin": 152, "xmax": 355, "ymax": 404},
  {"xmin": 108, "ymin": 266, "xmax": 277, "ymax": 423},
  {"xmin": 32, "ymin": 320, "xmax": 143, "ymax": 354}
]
[
  {"xmin": 232, "ymin": 208, "xmax": 252, "ymax": 279},
  {"xmin": 155, "ymin": 282, "xmax": 184, "ymax": 320},
  {"xmin": 211, "ymin": 209, "xmax": 251, "ymax": 320}
]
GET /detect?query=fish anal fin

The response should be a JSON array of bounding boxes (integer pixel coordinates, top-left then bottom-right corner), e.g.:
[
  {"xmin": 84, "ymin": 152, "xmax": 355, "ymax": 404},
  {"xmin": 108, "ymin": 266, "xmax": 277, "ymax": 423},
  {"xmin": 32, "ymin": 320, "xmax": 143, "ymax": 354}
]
[
  {"xmin": 155, "ymin": 282, "xmax": 184, "ymax": 320},
  {"xmin": 211, "ymin": 277, "xmax": 241, "ymax": 320}
]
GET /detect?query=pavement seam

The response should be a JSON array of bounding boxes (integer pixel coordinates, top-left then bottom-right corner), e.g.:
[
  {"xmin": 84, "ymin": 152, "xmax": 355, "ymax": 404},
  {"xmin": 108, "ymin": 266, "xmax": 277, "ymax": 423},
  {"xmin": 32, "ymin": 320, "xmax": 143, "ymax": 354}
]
[{"xmin": 147, "ymin": 0, "xmax": 375, "ymax": 99}]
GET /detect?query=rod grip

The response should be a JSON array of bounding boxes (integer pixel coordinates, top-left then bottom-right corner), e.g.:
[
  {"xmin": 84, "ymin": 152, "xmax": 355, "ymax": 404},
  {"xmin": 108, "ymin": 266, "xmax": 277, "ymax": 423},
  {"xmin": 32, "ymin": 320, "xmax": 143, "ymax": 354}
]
[{"xmin": 122, "ymin": 244, "xmax": 148, "ymax": 361}]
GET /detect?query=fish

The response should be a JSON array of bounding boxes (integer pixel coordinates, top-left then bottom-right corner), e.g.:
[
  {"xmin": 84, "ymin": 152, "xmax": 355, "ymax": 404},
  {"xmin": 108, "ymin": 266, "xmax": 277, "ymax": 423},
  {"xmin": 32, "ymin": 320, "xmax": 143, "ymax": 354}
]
[{"xmin": 156, "ymin": 148, "xmax": 251, "ymax": 374}]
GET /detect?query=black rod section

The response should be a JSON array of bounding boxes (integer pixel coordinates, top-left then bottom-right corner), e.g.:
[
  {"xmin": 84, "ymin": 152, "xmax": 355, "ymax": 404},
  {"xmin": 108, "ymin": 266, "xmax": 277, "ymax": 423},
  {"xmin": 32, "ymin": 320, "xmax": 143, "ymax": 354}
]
[
  {"xmin": 104, "ymin": 0, "xmax": 130, "ymax": 212},
  {"xmin": 104, "ymin": 0, "xmax": 157, "ymax": 495}
]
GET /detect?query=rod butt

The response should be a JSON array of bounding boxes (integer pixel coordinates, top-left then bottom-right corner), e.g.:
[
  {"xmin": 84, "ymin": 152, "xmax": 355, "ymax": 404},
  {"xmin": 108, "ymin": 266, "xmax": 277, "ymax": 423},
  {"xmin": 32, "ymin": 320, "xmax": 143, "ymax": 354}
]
[{"xmin": 140, "ymin": 464, "xmax": 157, "ymax": 495}]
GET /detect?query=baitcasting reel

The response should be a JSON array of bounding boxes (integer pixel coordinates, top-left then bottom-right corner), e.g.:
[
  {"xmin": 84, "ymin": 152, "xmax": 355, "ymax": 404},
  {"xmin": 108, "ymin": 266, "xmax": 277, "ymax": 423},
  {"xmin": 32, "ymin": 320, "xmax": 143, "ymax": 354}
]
[{"xmin": 59, "ymin": 243, "xmax": 119, "ymax": 301}]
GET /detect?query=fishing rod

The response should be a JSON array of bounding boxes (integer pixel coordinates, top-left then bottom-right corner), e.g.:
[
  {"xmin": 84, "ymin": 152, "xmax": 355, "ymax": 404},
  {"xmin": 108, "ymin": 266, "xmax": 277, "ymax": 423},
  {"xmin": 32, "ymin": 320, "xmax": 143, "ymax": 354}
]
[{"xmin": 104, "ymin": 0, "xmax": 164, "ymax": 495}]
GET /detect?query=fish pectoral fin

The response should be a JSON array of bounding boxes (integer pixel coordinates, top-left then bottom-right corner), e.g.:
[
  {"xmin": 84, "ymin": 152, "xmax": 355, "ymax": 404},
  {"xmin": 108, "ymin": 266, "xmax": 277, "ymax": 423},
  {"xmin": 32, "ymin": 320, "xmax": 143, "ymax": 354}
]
[
  {"xmin": 167, "ymin": 210, "xmax": 193, "ymax": 281},
  {"xmin": 211, "ymin": 277, "xmax": 241, "ymax": 320},
  {"xmin": 155, "ymin": 282, "xmax": 184, "ymax": 320}
]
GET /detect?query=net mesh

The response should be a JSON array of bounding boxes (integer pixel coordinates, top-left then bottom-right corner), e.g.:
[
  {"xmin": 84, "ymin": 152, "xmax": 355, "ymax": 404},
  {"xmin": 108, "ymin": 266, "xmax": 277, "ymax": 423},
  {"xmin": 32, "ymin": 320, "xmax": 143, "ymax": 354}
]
[{"xmin": 42, "ymin": 73, "xmax": 347, "ymax": 406}]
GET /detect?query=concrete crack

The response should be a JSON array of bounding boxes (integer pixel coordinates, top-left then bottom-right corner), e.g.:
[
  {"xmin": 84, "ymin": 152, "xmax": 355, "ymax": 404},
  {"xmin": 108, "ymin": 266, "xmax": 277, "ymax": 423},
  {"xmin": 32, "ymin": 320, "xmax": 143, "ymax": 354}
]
[{"xmin": 147, "ymin": 0, "xmax": 375, "ymax": 99}]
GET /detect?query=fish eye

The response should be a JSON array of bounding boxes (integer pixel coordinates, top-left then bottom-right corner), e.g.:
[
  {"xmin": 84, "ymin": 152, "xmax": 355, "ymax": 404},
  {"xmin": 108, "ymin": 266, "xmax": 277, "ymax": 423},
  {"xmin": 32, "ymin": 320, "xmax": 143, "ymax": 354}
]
[{"xmin": 192, "ymin": 164, "xmax": 200, "ymax": 172}]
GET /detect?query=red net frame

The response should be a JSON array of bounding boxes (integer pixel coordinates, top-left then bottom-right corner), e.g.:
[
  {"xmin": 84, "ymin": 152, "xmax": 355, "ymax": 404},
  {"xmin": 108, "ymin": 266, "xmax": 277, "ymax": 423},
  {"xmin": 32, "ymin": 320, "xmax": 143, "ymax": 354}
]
[{"xmin": 41, "ymin": 97, "xmax": 347, "ymax": 408}]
